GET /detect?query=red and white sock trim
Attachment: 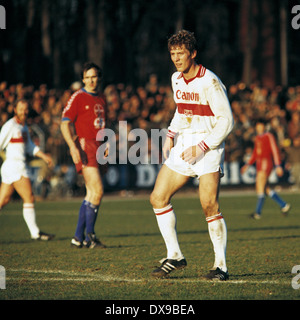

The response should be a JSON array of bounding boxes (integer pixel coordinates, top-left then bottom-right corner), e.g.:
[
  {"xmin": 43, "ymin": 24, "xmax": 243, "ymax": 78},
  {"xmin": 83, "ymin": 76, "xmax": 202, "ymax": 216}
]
[
  {"xmin": 206, "ymin": 212, "xmax": 223, "ymax": 223},
  {"xmin": 198, "ymin": 140, "xmax": 210, "ymax": 152},
  {"xmin": 153, "ymin": 204, "xmax": 173, "ymax": 216},
  {"xmin": 167, "ymin": 130, "xmax": 176, "ymax": 139},
  {"xmin": 23, "ymin": 203, "xmax": 35, "ymax": 209}
]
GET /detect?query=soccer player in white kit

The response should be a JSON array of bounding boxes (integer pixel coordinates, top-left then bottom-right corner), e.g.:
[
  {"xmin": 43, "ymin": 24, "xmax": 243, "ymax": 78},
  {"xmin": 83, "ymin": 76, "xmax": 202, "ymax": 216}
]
[
  {"xmin": 0, "ymin": 99, "xmax": 55, "ymax": 240},
  {"xmin": 150, "ymin": 30, "xmax": 234, "ymax": 280}
]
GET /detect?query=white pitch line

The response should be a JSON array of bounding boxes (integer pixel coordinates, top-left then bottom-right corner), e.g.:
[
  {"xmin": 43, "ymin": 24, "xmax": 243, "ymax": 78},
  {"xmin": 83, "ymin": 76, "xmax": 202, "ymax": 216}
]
[
  {"xmin": 6, "ymin": 269, "xmax": 285, "ymax": 285},
  {"xmin": 5, "ymin": 277, "xmax": 284, "ymax": 285},
  {"xmin": 8, "ymin": 269, "xmax": 142, "ymax": 283}
]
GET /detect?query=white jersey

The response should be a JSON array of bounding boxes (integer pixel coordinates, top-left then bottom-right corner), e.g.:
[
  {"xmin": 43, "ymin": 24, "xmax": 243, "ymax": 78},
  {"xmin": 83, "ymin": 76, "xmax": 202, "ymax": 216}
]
[
  {"xmin": 0, "ymin": 117, "xmax": 39, "ymax": 163},
  {"xmin": 168, "ymin": 65, "xmax": 234, "ymax": 150}
]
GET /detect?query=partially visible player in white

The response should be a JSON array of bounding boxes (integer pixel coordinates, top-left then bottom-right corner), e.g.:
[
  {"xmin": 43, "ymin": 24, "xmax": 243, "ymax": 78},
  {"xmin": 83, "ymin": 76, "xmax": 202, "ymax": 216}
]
[
  {"xmin": 0, "ymin": 99, "xmax": 55, "ymax": 240},
  {"xmin": 150, "ymin": 30, "xmax": 234, "ymax": 280}
]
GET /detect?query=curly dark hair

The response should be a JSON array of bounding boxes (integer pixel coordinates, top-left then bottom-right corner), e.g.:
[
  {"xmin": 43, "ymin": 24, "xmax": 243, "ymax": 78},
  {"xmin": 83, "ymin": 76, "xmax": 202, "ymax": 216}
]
[{"xmin": 167, "ymin": 30, "xmax": 198, "ymax": 53}]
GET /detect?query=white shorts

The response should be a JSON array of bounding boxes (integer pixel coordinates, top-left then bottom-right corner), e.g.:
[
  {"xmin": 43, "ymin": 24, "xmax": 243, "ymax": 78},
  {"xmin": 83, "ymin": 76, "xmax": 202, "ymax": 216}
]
[
  {"xmin": 1, "ymin": 160, "xmax": 30, "ymax": 184},
  {"xmin": 164, "ymin": 132, "xmax": 224, "ymax": 179}
]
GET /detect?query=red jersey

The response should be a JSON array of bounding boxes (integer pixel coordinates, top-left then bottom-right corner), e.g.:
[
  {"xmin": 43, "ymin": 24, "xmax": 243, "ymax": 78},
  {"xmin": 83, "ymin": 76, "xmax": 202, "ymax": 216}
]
[
  {"xmin": 62, "ymin": 88, "xmax": 106, "ymax": 140},
  {"xmin": 248, "ymin": 132, "xmax": 281, "ymax": 175}
]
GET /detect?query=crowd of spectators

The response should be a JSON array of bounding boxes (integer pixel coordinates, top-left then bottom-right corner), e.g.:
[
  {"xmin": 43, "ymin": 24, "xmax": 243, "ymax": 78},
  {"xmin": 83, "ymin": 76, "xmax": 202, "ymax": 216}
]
[
  {"xmin": 1, "ymin": 76, "xmax": 300, "ymax": 196},
  {"xmin": 226, "ymin": 82, "xmax": 300, "ymax": 190}
]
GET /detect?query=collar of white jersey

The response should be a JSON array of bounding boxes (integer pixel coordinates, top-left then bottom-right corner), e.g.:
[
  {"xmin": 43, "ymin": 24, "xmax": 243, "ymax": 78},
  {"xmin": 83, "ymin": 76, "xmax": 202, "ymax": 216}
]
[
  {"xmin": 177, "ymin": 64, "xmax": 206, "ymax": 84},
  {"xmin": 14, "ymin": 115, "xmax": 24, "ymax": 125}
]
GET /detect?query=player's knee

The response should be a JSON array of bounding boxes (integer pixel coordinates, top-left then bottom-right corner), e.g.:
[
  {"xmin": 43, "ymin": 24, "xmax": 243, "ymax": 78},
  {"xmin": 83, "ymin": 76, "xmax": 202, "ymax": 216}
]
[
  {"xmin": 150, "ymin": 191, "xmax": 169, "ymax": 209},
  {"xmin": 0, "ymin": 195, "xmax": 10, "ymax": 208},
  {"xmin": 96, "ymin": 189, "xmax": 104, "ymax": 203},
  {"xmin": 87, "ymin": 186, "xmax": 103, "ymax": 204},
  {"xmin": 201, "ymin": 199, "xmax": 219, "ymax": 217}
]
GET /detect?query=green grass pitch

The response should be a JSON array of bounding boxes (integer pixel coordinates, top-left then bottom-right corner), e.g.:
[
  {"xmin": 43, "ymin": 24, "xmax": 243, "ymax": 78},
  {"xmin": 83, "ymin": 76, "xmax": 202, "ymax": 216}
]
[{"xmin": 0, "ymin": 191, "xmax": 299, "ymax": 300}]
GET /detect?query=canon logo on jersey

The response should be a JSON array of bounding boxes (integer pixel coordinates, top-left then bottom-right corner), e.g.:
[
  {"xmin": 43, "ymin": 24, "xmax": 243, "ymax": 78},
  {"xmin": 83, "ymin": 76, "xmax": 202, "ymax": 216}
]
[{"xmin": 176, "ymin": 90, "xmax": 200, "ymax": 102}]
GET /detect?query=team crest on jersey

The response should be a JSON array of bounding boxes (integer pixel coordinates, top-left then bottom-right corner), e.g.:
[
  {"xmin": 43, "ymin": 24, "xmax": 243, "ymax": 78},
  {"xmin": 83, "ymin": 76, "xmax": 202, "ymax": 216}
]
[
  {"xmin": 184, "ymin": 109, "xmax": 193, "ymax": 123},
  {"xmin": 94, "ymin": 104, "xmax": 105, "ymax": 130},
  {"xmin": 184, "ymin": 109, "xmax": 193, "ymax": 117},
  {"xmin": 94, "ymin": 104, "xmax": 104, "ymax": 117}
]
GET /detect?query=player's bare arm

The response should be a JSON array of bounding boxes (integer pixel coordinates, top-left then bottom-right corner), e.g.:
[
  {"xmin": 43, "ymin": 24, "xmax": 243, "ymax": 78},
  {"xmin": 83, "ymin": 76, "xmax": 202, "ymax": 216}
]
[
  {"xmin": 60, "ymin": 120, "xmax": 81, "ymax": 164},
  {"xmin": 35, "ymin": 150, "xmax": 54, "ymax": 168}
]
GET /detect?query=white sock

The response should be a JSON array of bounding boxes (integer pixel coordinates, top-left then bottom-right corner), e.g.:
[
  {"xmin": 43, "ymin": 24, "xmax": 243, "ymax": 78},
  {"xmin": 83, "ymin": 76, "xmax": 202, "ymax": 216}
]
[
  {"xmin": 154, "ymin": 204, "xmax": 184, "ymax": 260},
  {"xmin": 206, "ymin": 213, "xmax": 227, "ymax": 272},
  {"xmin": 23, "ymin": 203, "xmax": 40, "ymax": 239}
]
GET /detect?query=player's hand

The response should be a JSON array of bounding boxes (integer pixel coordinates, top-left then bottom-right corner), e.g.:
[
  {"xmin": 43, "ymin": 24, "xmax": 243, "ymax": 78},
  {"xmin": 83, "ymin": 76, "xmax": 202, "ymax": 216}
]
[
  {"xmin": 104, "ymin": 143, "xmax": 110, "ymax": 158},
  {"xmin": 275, "ymin": 166, "xmax": 284, "ymax": 177},
  {"xmin": 44, "ymin": 154, "xmax": 54, "ymax": 168},
  {"xmin": 70, "ymin": 146, "xmax": 81, "ymax": 164},
  {"xmin": 181, "ymin": 145, "xmax": 204, "ymax": 164},
  {"xmin": 162, "ymin": 137, "xmax": 174, "ymax": 160},
  {"xmin": 240, "ymin": 164, "xmax": 249, "ymax": 175},
  {"xmin": 36, "ymin": 150, "xmax": 54, "ymax": 168}
]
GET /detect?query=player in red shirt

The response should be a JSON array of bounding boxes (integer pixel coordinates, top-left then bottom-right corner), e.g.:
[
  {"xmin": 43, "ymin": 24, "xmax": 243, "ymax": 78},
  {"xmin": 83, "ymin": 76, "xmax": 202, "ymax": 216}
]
[
  {"xmin": 61, "ymin": 62, "xmax": 108, "ymax": 248},
  {"xmin": 241, "ymin": 118, "xmax": 291, "ymax": 219}
]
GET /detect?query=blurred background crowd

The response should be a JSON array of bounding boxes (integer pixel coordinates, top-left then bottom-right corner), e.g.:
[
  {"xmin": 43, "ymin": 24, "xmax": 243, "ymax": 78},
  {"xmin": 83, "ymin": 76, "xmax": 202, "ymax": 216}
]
[
  {"xmin": 1, "ymin": 77, "xmax": 300, "ymax": 197},
  {"xmin": 1, "ymin": 0, "xmax": 300, "ymax": 197}
]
